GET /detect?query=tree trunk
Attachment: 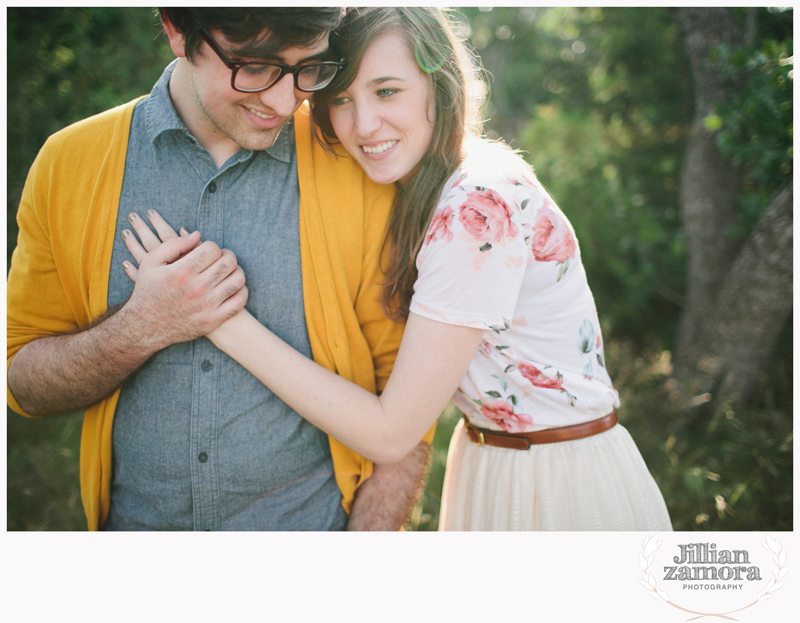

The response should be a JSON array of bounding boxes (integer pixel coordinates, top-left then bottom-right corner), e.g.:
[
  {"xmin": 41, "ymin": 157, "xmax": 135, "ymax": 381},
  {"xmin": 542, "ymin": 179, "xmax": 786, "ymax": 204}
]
[
  {"xmin": 672, "ymin": 8, "xmax": 793, "ymax": 409},
  {"xmin": 688, "ymin": 182, "xmax": 793, "ymax": 407},
  {"xmin": 674, "ymin": 8, "xmax": 744, "ymax": 371}
]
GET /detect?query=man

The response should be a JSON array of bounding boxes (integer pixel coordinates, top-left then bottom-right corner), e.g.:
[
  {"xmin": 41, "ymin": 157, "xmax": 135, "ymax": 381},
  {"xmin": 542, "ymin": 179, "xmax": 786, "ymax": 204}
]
[{"xmin": 7, "ymin": 7, "xmax": 432, "ymax": 531}]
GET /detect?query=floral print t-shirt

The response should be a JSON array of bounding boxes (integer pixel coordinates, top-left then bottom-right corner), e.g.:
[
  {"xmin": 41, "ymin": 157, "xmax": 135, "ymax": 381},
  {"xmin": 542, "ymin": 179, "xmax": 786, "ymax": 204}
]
[{"xmin": 409, "ymin": 140, "xmax": 619, "ymax": 433}]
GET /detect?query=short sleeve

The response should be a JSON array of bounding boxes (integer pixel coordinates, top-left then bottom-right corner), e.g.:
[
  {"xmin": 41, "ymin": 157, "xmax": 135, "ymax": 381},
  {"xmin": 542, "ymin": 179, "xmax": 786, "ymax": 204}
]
[{"xmin": 410, "ymin": 178, "xmax": 528, "ymax": 329}]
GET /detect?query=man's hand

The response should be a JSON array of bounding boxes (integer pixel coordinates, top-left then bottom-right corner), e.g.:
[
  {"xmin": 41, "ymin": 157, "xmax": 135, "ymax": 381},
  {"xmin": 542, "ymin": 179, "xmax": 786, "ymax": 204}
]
[
  {"xmin": 121, "ymin": 229, "xmax": 248, "ymax": 351},
  {"xmin": 346, "ymin": 440, "xmax": 432, "ymax": 531}
]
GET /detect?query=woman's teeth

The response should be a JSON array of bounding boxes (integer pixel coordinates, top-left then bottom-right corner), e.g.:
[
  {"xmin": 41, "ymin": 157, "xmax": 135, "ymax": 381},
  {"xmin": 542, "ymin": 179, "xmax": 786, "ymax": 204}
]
[{"xmin": 362, "ymin": 141, "xmax": 398, "ymax": 154}]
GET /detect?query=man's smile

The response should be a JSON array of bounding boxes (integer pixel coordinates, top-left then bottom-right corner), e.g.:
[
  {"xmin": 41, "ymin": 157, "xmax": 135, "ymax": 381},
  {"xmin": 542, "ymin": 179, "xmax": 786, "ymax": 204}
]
[{"xmin": 245, "ymin": 106, "xmax": 277, "ymax": 120}]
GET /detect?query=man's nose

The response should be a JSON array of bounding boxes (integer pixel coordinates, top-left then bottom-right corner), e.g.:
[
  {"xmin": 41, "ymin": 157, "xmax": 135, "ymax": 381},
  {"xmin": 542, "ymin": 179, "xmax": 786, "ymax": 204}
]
[{"xmin": 259, "ymin": 72, "xmax": 302, "ymax": 117}]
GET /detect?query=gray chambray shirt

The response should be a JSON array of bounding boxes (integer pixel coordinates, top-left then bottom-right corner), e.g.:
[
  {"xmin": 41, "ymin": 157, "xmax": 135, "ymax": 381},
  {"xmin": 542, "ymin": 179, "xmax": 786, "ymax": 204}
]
[{"xmin": 103, "ymin": 62, "xmax": 347, "ymax": 531}]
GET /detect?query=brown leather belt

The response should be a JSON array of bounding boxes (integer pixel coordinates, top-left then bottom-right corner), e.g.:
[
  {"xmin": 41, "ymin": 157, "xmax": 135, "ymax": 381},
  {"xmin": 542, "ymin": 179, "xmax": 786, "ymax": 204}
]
[{"xmin": 463, "ymin": 412, "xmax": 617, "ymax": 450}]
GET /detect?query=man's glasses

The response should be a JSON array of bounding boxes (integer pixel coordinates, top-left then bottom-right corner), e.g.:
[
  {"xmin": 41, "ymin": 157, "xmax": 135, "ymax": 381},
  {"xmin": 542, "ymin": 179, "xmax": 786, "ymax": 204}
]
[{"xmin": 196, "ymin": 23, "xmax": 346, "ymax": 93}]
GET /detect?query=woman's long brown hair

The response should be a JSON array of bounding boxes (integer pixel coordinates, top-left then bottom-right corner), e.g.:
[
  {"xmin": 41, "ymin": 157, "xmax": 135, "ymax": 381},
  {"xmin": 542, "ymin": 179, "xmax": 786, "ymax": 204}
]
[{"xmin": 312, "ymin": 7, "xmax": 485, "ymax": 320}]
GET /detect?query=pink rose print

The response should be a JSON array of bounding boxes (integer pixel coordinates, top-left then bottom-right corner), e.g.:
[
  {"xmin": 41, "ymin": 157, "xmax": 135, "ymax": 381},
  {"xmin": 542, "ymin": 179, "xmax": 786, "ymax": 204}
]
[
  {"xmin": 519, "ymin": 362, "xmax": 577, "ymax": 406},
  {"xmin": 480, "ymin": 399, "xmax": 533, "ymax": 433},
  {"xmin": 531, "ymin": 205, "xmax": 576, "ymax": 263},
  {"xmin": 518, "ymin": 362, "xmax": 566, "ymax": 391},
  {"xmin": 426, "ymin": 205, "xmax": 454, "ymax": 244},
  {"xmin": 458, "ymin": 189, "xmax": 519, "ymax": 245}
]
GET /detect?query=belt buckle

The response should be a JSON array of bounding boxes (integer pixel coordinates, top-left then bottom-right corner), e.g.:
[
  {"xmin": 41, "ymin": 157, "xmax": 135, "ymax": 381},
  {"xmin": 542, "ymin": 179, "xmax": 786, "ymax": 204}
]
[{"xmin": 466, "ymin": 420, "xmax": 485, "ymax": 445}]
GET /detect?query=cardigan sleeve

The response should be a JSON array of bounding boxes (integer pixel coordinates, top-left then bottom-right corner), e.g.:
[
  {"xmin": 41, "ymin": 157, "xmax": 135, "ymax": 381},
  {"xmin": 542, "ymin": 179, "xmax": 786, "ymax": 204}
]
[{"xmin": 7, "ymin": 138, "xmax": 82, "ymax": 417}]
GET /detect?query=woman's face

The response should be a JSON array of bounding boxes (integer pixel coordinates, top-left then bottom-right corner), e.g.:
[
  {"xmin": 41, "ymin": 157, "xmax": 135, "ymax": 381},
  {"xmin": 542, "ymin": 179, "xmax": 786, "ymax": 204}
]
[{"xmin": 328, "ymin": 31, "xmax": 435, "ymax": 186}]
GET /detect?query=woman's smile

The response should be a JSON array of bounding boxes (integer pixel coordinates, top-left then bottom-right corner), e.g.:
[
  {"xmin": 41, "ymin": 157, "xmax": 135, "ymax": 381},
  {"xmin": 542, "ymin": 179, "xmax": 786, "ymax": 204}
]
[{"xmin": 361, "ymin": 140, "xmax": 399, "ymax": 155}]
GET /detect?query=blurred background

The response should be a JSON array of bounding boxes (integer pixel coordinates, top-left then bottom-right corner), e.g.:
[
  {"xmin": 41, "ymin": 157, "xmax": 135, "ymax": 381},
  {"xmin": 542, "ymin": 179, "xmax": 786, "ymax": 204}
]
[{"xmin": 6, "ymin": 7, "xmax": 793, "ymax": 531}]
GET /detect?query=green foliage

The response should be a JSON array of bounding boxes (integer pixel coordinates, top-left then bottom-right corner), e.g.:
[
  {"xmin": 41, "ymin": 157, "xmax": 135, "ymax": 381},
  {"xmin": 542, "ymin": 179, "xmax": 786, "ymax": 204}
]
[
  {"xmin": 6, "ymin": 408, "xmax": 86, "ymax": 531},
  {"xmin": 713, "ymin": 38, "xmax": 793, "ymax": 239},
  {"xmin": 613, "ymin": 322, "xmax": 792, "ymax": 531}
]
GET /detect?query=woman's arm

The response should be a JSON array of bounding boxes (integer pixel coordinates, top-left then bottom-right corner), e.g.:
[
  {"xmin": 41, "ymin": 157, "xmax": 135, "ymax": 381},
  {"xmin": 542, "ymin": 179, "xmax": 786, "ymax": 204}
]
[{"xmin": 209, "ymin": 309, "xmax": 482, "ymax": 464}]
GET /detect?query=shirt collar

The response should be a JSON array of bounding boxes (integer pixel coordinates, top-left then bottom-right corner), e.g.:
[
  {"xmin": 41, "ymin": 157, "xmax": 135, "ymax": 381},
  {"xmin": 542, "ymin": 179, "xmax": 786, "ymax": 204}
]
[
  {"xmin": 144, "ymin": 60, "xmax": 186, "ymax": 143},
  {"xmin": 144, "ymin": 59, "xmax": 293, "ymax": 164}
]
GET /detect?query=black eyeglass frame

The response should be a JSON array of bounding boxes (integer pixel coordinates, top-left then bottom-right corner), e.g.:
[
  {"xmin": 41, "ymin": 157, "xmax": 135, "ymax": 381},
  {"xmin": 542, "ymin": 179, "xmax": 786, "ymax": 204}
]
[{"xmin": 195, "ymin": 22, "xmax": 346, "ymax": 94}]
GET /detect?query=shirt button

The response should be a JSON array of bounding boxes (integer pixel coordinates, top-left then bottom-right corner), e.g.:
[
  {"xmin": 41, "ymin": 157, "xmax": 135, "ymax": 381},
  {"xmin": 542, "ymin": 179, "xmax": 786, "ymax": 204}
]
[
  {"xmin": 201, "ymin": 360, "xmax": 212, "ymax": 371},
  {"xmin": 208, "ymin": 182, "xmax": 217, "ymax": 193},
  {"xmin": 198, "ymin": 452, "xmax": 208, "ymax": 463}
]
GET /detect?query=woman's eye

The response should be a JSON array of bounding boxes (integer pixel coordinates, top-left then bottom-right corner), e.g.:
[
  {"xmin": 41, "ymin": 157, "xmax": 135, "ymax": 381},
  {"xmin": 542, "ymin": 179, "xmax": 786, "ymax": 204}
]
[
  {"xmin": 377, "ymin": 88, "xmax": 399, "ymax": 98},
  {"xmin": 330, "ymin": 96, "xmax": 350, "ymax": 107}
]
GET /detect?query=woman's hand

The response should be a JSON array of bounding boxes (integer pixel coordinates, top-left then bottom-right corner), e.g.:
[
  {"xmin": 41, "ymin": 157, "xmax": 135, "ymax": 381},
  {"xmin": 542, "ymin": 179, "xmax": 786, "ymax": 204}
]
[{"xmin": 121, "ymin": 209, "xmax": 196, "ymax": 282}]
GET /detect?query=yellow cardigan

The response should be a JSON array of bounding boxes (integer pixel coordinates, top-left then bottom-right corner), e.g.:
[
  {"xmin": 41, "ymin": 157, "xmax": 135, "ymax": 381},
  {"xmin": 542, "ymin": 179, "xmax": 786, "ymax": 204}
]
[{"xmin": 7, "ymin": 98, "xmax": 425, "ymax": 530}]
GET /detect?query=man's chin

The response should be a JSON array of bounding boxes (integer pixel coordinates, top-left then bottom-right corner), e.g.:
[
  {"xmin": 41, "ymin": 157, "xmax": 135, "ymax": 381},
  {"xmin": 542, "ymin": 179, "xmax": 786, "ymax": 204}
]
[{"xmin": 237, "ymin": 124, "xmax": 289, "ymax": 152}]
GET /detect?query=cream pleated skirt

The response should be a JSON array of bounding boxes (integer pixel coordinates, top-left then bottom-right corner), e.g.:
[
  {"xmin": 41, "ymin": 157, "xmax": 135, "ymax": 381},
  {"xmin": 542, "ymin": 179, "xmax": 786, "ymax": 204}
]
[{"xmin": 439, "ymin": 420, "xmax": 672, "ymax": 531}]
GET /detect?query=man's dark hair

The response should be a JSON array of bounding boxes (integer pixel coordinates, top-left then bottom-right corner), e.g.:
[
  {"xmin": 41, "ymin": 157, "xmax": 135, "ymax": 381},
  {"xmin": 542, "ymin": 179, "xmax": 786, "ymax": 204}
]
[{"xmin": 159, "ymin": 7, "xmax": 344, "ymax": 62}]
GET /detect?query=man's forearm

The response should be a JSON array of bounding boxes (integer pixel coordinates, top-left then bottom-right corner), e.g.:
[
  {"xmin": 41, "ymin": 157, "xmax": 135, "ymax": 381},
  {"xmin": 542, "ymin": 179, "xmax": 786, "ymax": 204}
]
[
  {"xmin": 7, "ymin": 305, "xmax": 161, "ymax": 415},
  {"xmin": 346, "ymin": 440, "xmax": 432, "ymax": 531}
]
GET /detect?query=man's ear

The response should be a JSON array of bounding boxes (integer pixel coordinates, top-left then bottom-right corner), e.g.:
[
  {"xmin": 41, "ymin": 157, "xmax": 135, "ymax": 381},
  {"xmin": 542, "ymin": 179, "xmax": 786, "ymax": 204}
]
[{"xmin": 161, "ymin": 11, "xmax": 187, "ymax": 59}]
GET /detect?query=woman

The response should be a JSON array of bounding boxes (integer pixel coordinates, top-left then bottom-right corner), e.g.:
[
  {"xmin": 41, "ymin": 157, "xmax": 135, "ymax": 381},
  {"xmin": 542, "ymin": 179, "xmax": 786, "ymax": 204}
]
[{"xmin": 123, "ymin": 7, "xmax": 671, "ymax": 530}]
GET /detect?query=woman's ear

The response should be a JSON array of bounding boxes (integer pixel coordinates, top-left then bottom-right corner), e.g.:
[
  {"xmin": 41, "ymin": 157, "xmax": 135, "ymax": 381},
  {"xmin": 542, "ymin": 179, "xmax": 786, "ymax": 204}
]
[{"xmin": 161, "ymin": 11, "xmax": 187, "ymax": 59}]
